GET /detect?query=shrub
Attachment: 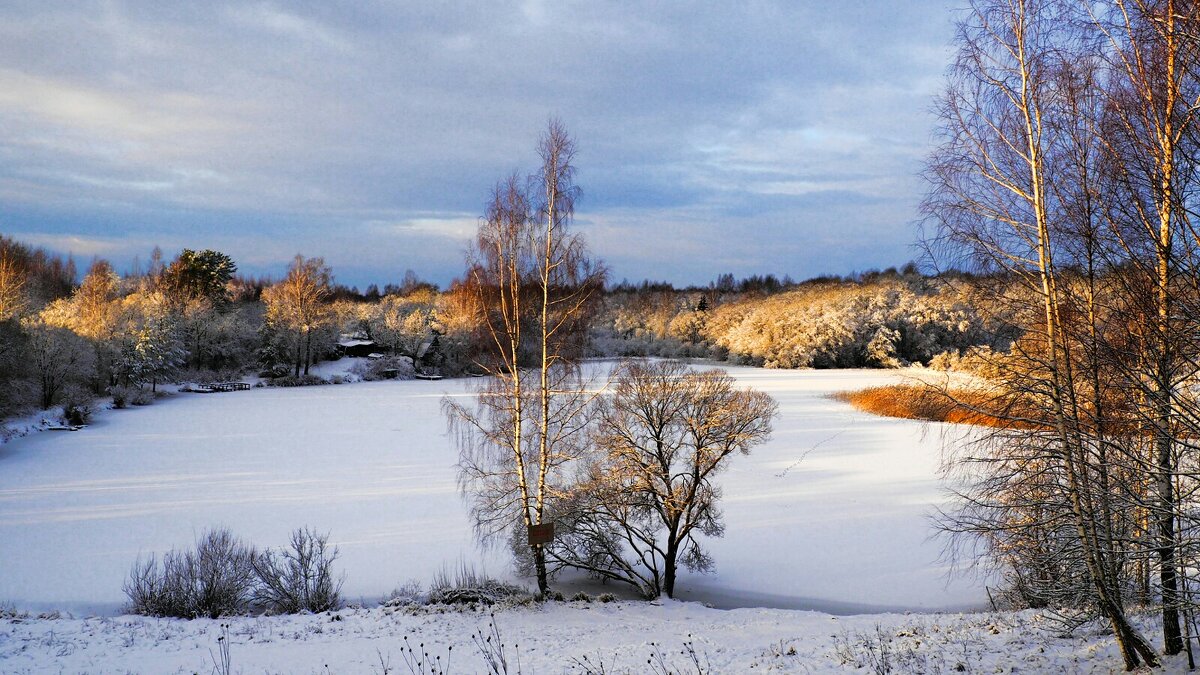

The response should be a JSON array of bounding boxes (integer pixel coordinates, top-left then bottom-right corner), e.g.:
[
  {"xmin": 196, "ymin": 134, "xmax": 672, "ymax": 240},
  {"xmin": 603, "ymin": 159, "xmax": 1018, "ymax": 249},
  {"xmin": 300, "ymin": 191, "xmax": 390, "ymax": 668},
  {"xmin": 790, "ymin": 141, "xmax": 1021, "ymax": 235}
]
[
  {"xmin": 124, "ymin": 528, "xmax": 258, "ymax": 619},
  {"xmin": 0, "ymin": 603, "xmax": 27, "ymax": 620},
  {"xmin": 348, "ymin": 355, "xmax": 414, "ymax": 381},
  {"xmin": 253, "ymin": 528, "xmax": 344, "ymax": 614},
  {"xmin": 112, "ymin": 385, "xmax": 155, "ymax": 409},
  {"xmin": 258, "ymin": 365, "xmax": 290, "ymax": 379},
  {"xmin": 188, "ymin": 529, "xmax": 258, "ymax": 618},
  {"xmin": 268, "ymin": 374, "xmax": 327, "ymax": 387},
  {"xmin": 384, "ymin": 580, "xmax": 425, "ymax": 606},
  {"xmin": 60, "ymin": 386, "xmax": 94, "ymax": 425},
  {"xmin": 836, "ymin": 384, "xmax": 1047, "ymax": 430},
  {"xmin": 427, "ymin": 562, "xmax": 529, "ymax": 605}
]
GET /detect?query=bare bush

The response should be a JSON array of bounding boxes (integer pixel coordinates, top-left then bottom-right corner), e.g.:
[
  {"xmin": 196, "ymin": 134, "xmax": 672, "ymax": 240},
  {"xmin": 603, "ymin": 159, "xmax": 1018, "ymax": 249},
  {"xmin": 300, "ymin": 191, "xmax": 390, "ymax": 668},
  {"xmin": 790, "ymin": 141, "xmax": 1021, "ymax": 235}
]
[
  {"xmin": 384, "ymin": 580, "xmax": 426, "ymax": 607},
  {"xmin": 427, "ymin": 562, "xmax": 530, "ymax": 606},
  {"xmin": 110, "ymin": 384, "xmax": 132, "ymax": 409},
  {"xmin": 124, "ymin": 551, "xmax": 190, "ymax": 617},
  {"xmin": 253, "ymin": 527, "xmax": 344, "ymax": 613},
  {"xmin": 59, "ymin": 385, "xmax": 93, "ymax": 425},
  {"xmin": 123, "ymin": 528, "xmax": 258, "ymax": 619},
  {"xmin": 268, "ymin": 374, "xmax": 327, "ymax": 387},
  {"xmin": 111, "ymin": 385, "xmax": 155, "ymax": 409}
]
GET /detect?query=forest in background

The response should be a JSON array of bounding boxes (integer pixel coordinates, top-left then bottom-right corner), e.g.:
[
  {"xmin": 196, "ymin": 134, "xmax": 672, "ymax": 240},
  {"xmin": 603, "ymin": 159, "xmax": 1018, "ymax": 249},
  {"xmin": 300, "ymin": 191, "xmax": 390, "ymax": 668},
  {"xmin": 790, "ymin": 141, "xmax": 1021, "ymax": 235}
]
[{"xmin": 0, "ymin": 232, "xmax": 1013, "ymax": 425}]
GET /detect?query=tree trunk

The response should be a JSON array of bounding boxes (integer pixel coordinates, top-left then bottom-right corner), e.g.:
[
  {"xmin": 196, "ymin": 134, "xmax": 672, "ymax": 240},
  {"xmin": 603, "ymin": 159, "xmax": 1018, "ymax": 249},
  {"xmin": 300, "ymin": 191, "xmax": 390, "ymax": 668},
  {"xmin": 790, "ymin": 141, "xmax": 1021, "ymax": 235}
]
[
  {"xmin": 663, "ymin": 534, "xmax": 678, "ymax": 598},
  {"xmin": 1158, "ymin": 416, "xmax": 1182, "ymax": 654},
  {"xmin": 533, "ymin": 544, "xmax": 549, "ymax": 596},
  {"xmin": 304, "ymin": 329, "xmax": 312, "ymax": 376}
]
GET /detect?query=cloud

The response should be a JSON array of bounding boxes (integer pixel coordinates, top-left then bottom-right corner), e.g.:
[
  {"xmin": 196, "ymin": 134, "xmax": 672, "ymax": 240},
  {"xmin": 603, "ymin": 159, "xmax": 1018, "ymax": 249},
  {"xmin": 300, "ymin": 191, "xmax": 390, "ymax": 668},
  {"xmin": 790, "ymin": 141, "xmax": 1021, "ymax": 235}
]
[
  {"xmin": 0, "ymin": 0, "xmax": 959, "ymax": 286},
  {"xmin": 14, "ymin": 232, "xmax": 138, "ymax": 259},
  {"xmin": 225, "ymin": 4, "xmax": 352, "ymax": 52},
  {"xmin": 365, "ymin": 215, "xmax": 479, "ymax": 240}
]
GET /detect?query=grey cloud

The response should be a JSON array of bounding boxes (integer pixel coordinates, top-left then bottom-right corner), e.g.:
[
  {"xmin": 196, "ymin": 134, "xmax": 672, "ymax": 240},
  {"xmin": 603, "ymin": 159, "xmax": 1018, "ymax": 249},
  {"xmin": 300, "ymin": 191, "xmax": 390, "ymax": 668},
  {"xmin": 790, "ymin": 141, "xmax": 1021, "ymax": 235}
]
[{"xmin": 0, "ymin": 0, "xmax": 957, "ymax": 287}]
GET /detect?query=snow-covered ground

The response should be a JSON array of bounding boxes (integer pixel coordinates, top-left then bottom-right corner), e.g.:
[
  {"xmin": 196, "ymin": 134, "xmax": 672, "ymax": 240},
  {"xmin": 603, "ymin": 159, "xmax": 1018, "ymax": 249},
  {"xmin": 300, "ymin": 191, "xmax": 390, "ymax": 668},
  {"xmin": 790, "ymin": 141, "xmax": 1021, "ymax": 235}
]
[
  {"xmin": 0, "ymin": 600, "xmax": 1174, "ymax": 673},
  {"xmin": 0, "ymin": 363, "xmax": 982, "ymax": 617},
  {"xmin": 1, "ymin": 362, "xmax": 1178, "ymax": 672}
]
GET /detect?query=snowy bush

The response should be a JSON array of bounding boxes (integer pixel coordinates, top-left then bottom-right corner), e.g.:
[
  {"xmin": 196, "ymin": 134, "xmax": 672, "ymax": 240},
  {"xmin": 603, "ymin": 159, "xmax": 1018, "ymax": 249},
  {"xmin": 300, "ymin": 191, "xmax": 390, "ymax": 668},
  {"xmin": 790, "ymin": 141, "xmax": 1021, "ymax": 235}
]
[
  {"xmin": 59, "ymin": 386, "xmax": 94, "ymax": 426},
  {"xmin": 124, "ymin": 528, "xmax": 258, "ymax": 619},
  {"xmin": 130, "ymin": 387, "xmax": 155, "ymax": 406},
  {"xmin": 110, "ymin": 385, "xmax": 132, "ymax": 409},
  {"xmin": 268, "ymin": 374, "xmax": 327, "ymax": 387},
  {"xmin": 126, "ymin": 528, "xmax": 349, "ymax": 618},
  {"xmin": 592, "ymin": 279, "xmax": 994, "ymax": 370},
  {"xmin": 348, "ymin": 355, "xmax": 414, "ymax": 381},
  {"xmin": 427, "ymin": 562, "xmax": 530, "ymax": 606},
  {"xmin": 831, "ymin": 622, "xmax": 975, "ymax": 674},
  {"xmin": 928, "ymin": 345, "xmax": 1005, "ymax": 378},
  {"xmin": 113, "ymin": 385, "xmax": 155, "ymax": 408},
  {"xmin": 252, "ymin": 528, "xmax": 344, "ymax": 614},
  {"xmin": 384, "ymin": 580, "xmax": 425, "ymax": 606}
]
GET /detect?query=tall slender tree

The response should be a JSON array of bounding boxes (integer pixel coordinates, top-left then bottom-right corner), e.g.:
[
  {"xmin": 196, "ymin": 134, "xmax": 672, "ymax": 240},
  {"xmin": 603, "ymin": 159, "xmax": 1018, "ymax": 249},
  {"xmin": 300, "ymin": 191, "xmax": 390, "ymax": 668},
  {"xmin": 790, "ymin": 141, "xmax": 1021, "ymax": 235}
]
[
  {"xmin": 1087, "ymin": 0, "xmax": 1200, "ymax": 654},
  {"xmin": 446, "ymin": 120, "xmax": 605, "ymax": 596},
  {"xmin": 924, "ymin": 0, "xmax": 1159, "ymax": 667}
]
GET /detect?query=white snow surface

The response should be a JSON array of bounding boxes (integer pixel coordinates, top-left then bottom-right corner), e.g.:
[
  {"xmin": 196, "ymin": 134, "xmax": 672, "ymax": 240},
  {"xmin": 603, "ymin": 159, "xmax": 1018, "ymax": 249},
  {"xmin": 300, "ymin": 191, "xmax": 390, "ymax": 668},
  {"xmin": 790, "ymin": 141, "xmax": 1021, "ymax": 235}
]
[
  {"xmin": 0, "ymin": 363, "xmax": 983, "ymax": 616},
  {"xmin": 0, "ymin": 601, "xmax": 1174, "ymax": 673}
]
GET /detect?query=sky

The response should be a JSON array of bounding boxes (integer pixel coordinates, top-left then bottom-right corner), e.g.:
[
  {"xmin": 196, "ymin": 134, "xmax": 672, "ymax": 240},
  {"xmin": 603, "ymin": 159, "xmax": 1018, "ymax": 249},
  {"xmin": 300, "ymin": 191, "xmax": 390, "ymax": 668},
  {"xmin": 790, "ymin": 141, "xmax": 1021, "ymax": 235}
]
[{"xmin": 0, "ymin": 1, "xmax": 959, "ymax": 289}]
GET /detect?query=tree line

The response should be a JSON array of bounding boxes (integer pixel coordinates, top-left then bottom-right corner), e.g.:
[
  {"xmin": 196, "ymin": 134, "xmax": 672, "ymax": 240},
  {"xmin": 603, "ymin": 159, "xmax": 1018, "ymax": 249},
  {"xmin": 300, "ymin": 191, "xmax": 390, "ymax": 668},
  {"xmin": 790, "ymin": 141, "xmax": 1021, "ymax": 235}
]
[
  {"xmin": 0, "ymin": 241, "xmax": 1014, "ymax": 426},
  {"xmin": 0, "ymin": 238, "xmax": 463, "ymax": 421}
]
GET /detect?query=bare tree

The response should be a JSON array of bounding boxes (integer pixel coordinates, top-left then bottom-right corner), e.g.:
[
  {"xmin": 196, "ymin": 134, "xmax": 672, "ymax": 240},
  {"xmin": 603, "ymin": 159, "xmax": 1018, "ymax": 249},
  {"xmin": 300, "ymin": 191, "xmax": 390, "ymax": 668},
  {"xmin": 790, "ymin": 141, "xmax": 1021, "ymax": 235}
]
[
  {"xmin": 548, "ymin": 360, "xmax": 777, "ymax": 599},
  {"xmin": 1083, "ymin": 0, "xmax": 1200, "ymax": 655},
  {"xmin": 369, "ymin": 294, "xmax": 434, "ymax": 368},
  {"xmin": 923, "ymin": 0, "xmax": 1160, "ymax": 667},
  {"xmin": 0, "ymin": 250, "xmax": 25, "ymax": 322},
  {"xmin": 20, "ymin": 316, "xmax": 93, "ymax": 409},
  {"xmin": 0, "ymin": 252, "xmax": 27, "ymax": 390},
  {"xmin": 445, "ymin": 120, "xmax": 605, "ymax": 596}
]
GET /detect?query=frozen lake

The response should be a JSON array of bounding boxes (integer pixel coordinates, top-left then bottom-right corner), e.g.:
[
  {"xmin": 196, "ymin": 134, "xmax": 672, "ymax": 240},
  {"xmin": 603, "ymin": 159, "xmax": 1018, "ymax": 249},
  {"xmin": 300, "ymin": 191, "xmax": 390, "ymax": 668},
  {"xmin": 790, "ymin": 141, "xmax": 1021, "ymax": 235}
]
[{"xmin": 0, "ymin": 363, "xmax": 986, "ymax": 615}]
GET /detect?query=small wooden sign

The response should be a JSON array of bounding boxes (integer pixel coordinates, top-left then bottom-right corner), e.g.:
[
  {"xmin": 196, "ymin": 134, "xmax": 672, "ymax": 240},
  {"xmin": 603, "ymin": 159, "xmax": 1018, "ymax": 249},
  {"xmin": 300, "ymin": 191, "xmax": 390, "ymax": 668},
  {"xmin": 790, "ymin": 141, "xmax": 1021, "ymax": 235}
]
[{"xmin": 528, "ymin": 523, "xmax": 555, "ymax": 546}]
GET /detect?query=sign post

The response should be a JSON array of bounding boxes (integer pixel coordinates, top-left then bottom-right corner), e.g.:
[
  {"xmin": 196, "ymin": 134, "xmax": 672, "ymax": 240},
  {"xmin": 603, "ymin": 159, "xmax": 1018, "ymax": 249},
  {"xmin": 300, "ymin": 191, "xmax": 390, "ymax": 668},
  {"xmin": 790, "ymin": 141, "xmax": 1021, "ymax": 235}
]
[{"xmin": 528, "ymin": 522, "xmax": 554, "ymax": 546}]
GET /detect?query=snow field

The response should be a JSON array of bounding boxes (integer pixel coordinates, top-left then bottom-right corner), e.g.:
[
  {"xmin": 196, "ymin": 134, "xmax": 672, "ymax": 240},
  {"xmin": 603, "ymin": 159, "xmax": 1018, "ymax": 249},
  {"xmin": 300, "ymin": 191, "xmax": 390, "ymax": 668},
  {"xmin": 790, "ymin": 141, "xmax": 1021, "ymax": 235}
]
[
  {"xmin": 0, "ymin": 601, "xmax": 1172, "ymax": 673},
  {"xmin": 0, "ymin": 363, "xmax": 983, "ymax": 615}
]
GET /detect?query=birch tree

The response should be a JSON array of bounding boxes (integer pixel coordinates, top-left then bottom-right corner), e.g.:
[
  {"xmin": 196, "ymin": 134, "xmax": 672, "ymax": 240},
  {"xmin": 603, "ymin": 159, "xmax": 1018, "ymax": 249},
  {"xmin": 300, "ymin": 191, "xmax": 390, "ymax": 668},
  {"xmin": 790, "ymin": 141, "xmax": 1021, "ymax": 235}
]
[
  {"xmin": 445, "ymin": 120, "xmax": 605, "ymax": 596},
  {"xmin": 1086, "ymin": 0, "xmax": 1200, "ymax": 654},
  {"xmin": 0, "ymin": 251, "xmax": 25, "ymax": 322},
  {"xmin": 923, "ymin": 0, "xmax": 1159, "ymax": 667}
]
